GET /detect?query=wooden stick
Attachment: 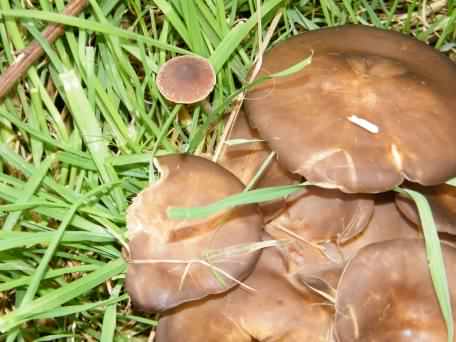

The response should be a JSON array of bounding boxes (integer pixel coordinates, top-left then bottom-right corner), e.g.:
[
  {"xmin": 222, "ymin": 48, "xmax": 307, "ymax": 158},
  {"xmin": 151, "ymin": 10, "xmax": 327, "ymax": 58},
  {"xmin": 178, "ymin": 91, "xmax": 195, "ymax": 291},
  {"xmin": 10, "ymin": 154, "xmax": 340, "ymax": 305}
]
[{"xmin": 0, "ymin": 0, "xmax": 88, "ymax": 101}]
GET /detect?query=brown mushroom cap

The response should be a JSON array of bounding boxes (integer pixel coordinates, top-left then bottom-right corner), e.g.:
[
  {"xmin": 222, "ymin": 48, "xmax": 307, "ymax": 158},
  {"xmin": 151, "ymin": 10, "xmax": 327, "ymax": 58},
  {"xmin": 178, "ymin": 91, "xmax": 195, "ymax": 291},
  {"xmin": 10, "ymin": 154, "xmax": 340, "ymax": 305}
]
[
  {"xmin": 245, "ymin": 25, "xmax": 456, "ymax": 193},
  {"xmin": 273, "ymin": 192, "xmax": 419, "ymax": 297},
  {"xmin": 334, "ymin": 239, "xmax": 456, "ymax": 341},
  {"xmin": 342, "ymin": 193, "xmax": 420, "ymax": 257},
  {"xmin": 156, "ymin": 56, "xmax": 216, "ymax": 104},
  {"xmin": 218, "ymin": 109, "xmax": 299, "ymax": 220},
  {"xmin": 266, "ymin": 186, "xmax": 375, "ymax": 245},
  {"xmin": 395, "ymin": 183, "xmax": 456, "ymax": 236},
  {"xmin": 155, "ymin": 241, "xmax": 332, "ymax": 342},
  {"xmin": 125, "ymin": 154, "xmax": 263, "ymax": 312}
]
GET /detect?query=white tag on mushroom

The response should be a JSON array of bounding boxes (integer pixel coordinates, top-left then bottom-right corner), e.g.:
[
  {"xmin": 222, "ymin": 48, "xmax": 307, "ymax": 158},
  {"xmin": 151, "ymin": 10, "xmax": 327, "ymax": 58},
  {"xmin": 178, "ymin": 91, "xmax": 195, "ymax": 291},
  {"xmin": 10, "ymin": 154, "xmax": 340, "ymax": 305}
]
[{"xmin": 347, "ymin": 115, "xmax": 380, "ymax": 134}]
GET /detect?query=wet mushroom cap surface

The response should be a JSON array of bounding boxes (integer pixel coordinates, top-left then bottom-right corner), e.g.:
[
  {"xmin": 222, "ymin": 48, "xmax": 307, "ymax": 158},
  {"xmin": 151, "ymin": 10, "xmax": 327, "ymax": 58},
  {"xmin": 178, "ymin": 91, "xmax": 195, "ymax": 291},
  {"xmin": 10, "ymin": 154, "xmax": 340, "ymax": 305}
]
[
  {"xmin": 334, "ymin": 239, "xmax": 456, "ymax": 341},
  {"xmin": 155, "ymin": 241, "xmax": 332, "ymax": 342},
  {"xmin": 156, "ymin": 55, "xmax": 216, "ymax": 104},
  {"xmin": 395, "ymin": 183, "xmax": 456, "ymax": 236},
  {"xmin": 245, "ymin": 25, "xmax": 456, "ymax": 193},
  {"xmin": 125, "ymin": 154, "xmax": 263, "ymax": 312}
]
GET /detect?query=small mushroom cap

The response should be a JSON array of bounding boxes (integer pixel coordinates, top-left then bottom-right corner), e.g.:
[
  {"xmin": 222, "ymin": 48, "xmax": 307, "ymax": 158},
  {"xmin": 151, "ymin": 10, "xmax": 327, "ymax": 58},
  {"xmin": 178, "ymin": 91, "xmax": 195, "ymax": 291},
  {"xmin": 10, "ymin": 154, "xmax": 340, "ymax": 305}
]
[
  {"xmin": 125, "ymin": 154, "xmax": 263, "ymax": 312},
  {"xmin": 395, "ymin": 183, "xmax": 456, "ymax": 236},
  {"xmin": 156, "ymin": 55, "xmax": 216, "ymax": 104},
  {"xmin": 218, "ymin": 110, "xmax": 299, "ymax": 220},
  {"xmin": 155, "ymin": 241, "xmax": 332, "ymax": 342},
  {"xmin": 245, "ymin": 25, "xmax": 456, "ymax": 193},
  {"xmin": 334, "ymin": 239, "xmax": 456, "ymax": 341}
]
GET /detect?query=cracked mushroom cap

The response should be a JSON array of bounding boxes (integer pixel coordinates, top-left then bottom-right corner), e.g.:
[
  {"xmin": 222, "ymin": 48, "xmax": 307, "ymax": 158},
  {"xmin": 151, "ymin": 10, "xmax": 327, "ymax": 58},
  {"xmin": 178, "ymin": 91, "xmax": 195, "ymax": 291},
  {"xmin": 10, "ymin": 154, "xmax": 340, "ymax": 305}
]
[
  {"xmin": 245, "ymin": 25, "xmax": 456, "ymax": 193},
  {"xmin": 395, "ymin": 183, "xmax": 456, "ymax": 236},
  {"xmin": 156, "ymin": 55, "xmax": 216, "ymax": 104},
  {"xmin": 334, "ymin": 239, "xmax": 456, "ymax": 341},
  {"xmin": 125, "ymin": 154, "xmax": 263, "ymax": 312},
  {"xmin": 219, "ymin": 110, "xmax": 299, "ymax": 220},
  {"xmin": 155, "ymin": 241, "xmax": 332, "ymax": 342}
]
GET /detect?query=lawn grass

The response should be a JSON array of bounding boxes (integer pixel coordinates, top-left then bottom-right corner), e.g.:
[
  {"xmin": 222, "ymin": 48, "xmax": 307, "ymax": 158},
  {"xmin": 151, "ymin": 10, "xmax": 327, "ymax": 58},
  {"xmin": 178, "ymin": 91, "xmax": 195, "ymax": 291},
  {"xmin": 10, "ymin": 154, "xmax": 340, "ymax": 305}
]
[{"xmin": 0, "ymin": 0, "xmax": 455, "ymax": 340}]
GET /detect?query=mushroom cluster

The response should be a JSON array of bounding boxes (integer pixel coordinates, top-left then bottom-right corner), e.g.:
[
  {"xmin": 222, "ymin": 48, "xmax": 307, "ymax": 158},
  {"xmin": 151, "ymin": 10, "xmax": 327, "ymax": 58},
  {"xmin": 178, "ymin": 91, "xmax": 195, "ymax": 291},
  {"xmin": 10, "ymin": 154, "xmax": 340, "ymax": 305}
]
[{"xmin": 126, "ymin": 25, "xmax": 456, "ymax": 341}]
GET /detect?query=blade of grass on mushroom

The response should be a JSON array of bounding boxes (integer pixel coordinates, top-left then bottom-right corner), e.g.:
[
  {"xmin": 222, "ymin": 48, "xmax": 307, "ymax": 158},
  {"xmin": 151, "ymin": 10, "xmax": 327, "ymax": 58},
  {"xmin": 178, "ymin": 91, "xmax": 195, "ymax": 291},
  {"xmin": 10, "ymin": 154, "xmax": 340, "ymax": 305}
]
[
  {"xmin": 224, "ymin": 138, "xmax": 265, "ymax": 146},
  {"xmin": 167, "ymin": 182, "xmax": 309, "ymax": 220},
  {"xmin": 245, "ymin": 151, "xmax": 276, "ymax": 192},
  {"xmin": 395, "ymin": 187, "xmax": 454, "ymax": 342}
]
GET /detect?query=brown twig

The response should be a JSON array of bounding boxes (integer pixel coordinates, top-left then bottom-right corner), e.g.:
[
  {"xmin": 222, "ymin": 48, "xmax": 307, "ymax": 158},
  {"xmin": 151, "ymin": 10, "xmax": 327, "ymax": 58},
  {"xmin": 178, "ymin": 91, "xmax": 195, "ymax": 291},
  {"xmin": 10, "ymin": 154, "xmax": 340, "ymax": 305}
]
[{"xmin": 0, "ymin": 0, "xmax": 88, "ymax": 102}]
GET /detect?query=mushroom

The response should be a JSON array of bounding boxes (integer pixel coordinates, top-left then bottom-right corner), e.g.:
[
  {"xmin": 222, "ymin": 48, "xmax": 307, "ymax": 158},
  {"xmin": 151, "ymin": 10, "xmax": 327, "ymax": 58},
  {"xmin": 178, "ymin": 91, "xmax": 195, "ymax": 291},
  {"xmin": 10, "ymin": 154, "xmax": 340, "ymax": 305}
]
[
  {"xmin": 125, "ymin": 154, "xmax": 263, "ymax": 312},
  {"xmin": 156, "ymin": 55, "xmax": 216, "ymax": 104},
  {"xmin": 334, "ymin": 239, "xmax": 456, "ymax": 341},
  {"xmin": 218, "ymin": 109, "xmax": 299, "ymax": 220},
  {"xmin": 155, "ymin": 238, "xmax": 332, "ymax": 342},
  {"xmin": 395, "ymin": 183, "xmax": 456, "ymax": 236},
  {"xmin": 269, "ymin": 191, "xmax": 419, "ymax": 297},
  {"xmin": 244, "ymin": 25, "xmax": 456, "ymax": 193},
  {"xmin": 266, "ymin": 186, "xmax": 375, "ymax": 245},
  {"xmin": 341, "ymin": 193, "xmax": 421, "ymax": 256}
]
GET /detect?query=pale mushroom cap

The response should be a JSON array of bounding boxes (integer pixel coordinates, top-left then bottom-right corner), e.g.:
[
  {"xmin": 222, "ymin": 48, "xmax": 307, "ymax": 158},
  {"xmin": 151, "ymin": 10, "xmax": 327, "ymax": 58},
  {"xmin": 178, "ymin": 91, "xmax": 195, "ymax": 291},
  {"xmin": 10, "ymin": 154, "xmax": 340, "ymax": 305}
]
[
  {"xmin": 395, "ymin": 183, "xmax": 456, "ymax": 236},
  {"xmin": 155, "ymin": 241, "xmax": 332, "ymax": 342},
  {"xmin": 245, "ymin": 25, "xmax": 456, "ymax": 193},
  {"xmin": 125, "ymin": 154, "xmax": 263, "ymax": 312},
  {"xmin": 156, "ymin": 55, "xmax": 216, "ymax": 104},
  {"xmin": 334, "ymin": 239, "xmax": 456, "ymax": 341}
]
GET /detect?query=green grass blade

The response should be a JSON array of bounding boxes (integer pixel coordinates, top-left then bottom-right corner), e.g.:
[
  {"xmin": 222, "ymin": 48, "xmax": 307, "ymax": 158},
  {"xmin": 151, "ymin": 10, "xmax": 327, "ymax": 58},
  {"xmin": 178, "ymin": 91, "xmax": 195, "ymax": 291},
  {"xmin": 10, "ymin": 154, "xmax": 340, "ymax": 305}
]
[
  {"xmin": 0, "ymin": 9, "xmax": 191, "ymax": 55},
  {"xmin": 168, "ymin": 182, "xmax": 308, "ymax": 220},
  {"xmin": 209, "ymin": 0, "xmax": 284, "ymax": 72},
  {"xmin": 2, "ymin": 155, "xmax": 54, "ymax": 231},
  {"xmin": 0, "ymin": 258, "xmax": 127, "ymax": 333},
  {"xmin": 60, "ymin": 70, "xmax": 125, "ymax": 211},
  {"xmin": 100, "ymin": 284, "xmax": 122, "ymax": 342},
  {"xmin": 396, "ymin": 187, "xmax": 454, "ymax": 342}
]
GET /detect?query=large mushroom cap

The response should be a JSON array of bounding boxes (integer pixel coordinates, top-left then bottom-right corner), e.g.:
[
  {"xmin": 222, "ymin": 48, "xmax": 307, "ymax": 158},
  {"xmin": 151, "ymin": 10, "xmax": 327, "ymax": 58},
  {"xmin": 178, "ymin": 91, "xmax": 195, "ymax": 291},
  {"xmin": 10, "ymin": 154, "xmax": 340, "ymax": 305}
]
[
  {"xmin": 335, "ymin": 239, "xmax": 456, "ymax": 341},
  {"xmin": 395, "ymin": 183, "xmax": 456, "ymax": 236},
  {"xmin": 156, "ymin": 55, "xmax": 216, "ymax": 104},
  {"xmin": 155, "ymin": 240, "xmax": 332, "ymax": 342},
  {"xmin": 125, "ymin": 154, "xmax": 263, "ymax": 312},
  {"xmin": 245, "ymin": 25, "xmax": 456, "ymax": 193}
]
